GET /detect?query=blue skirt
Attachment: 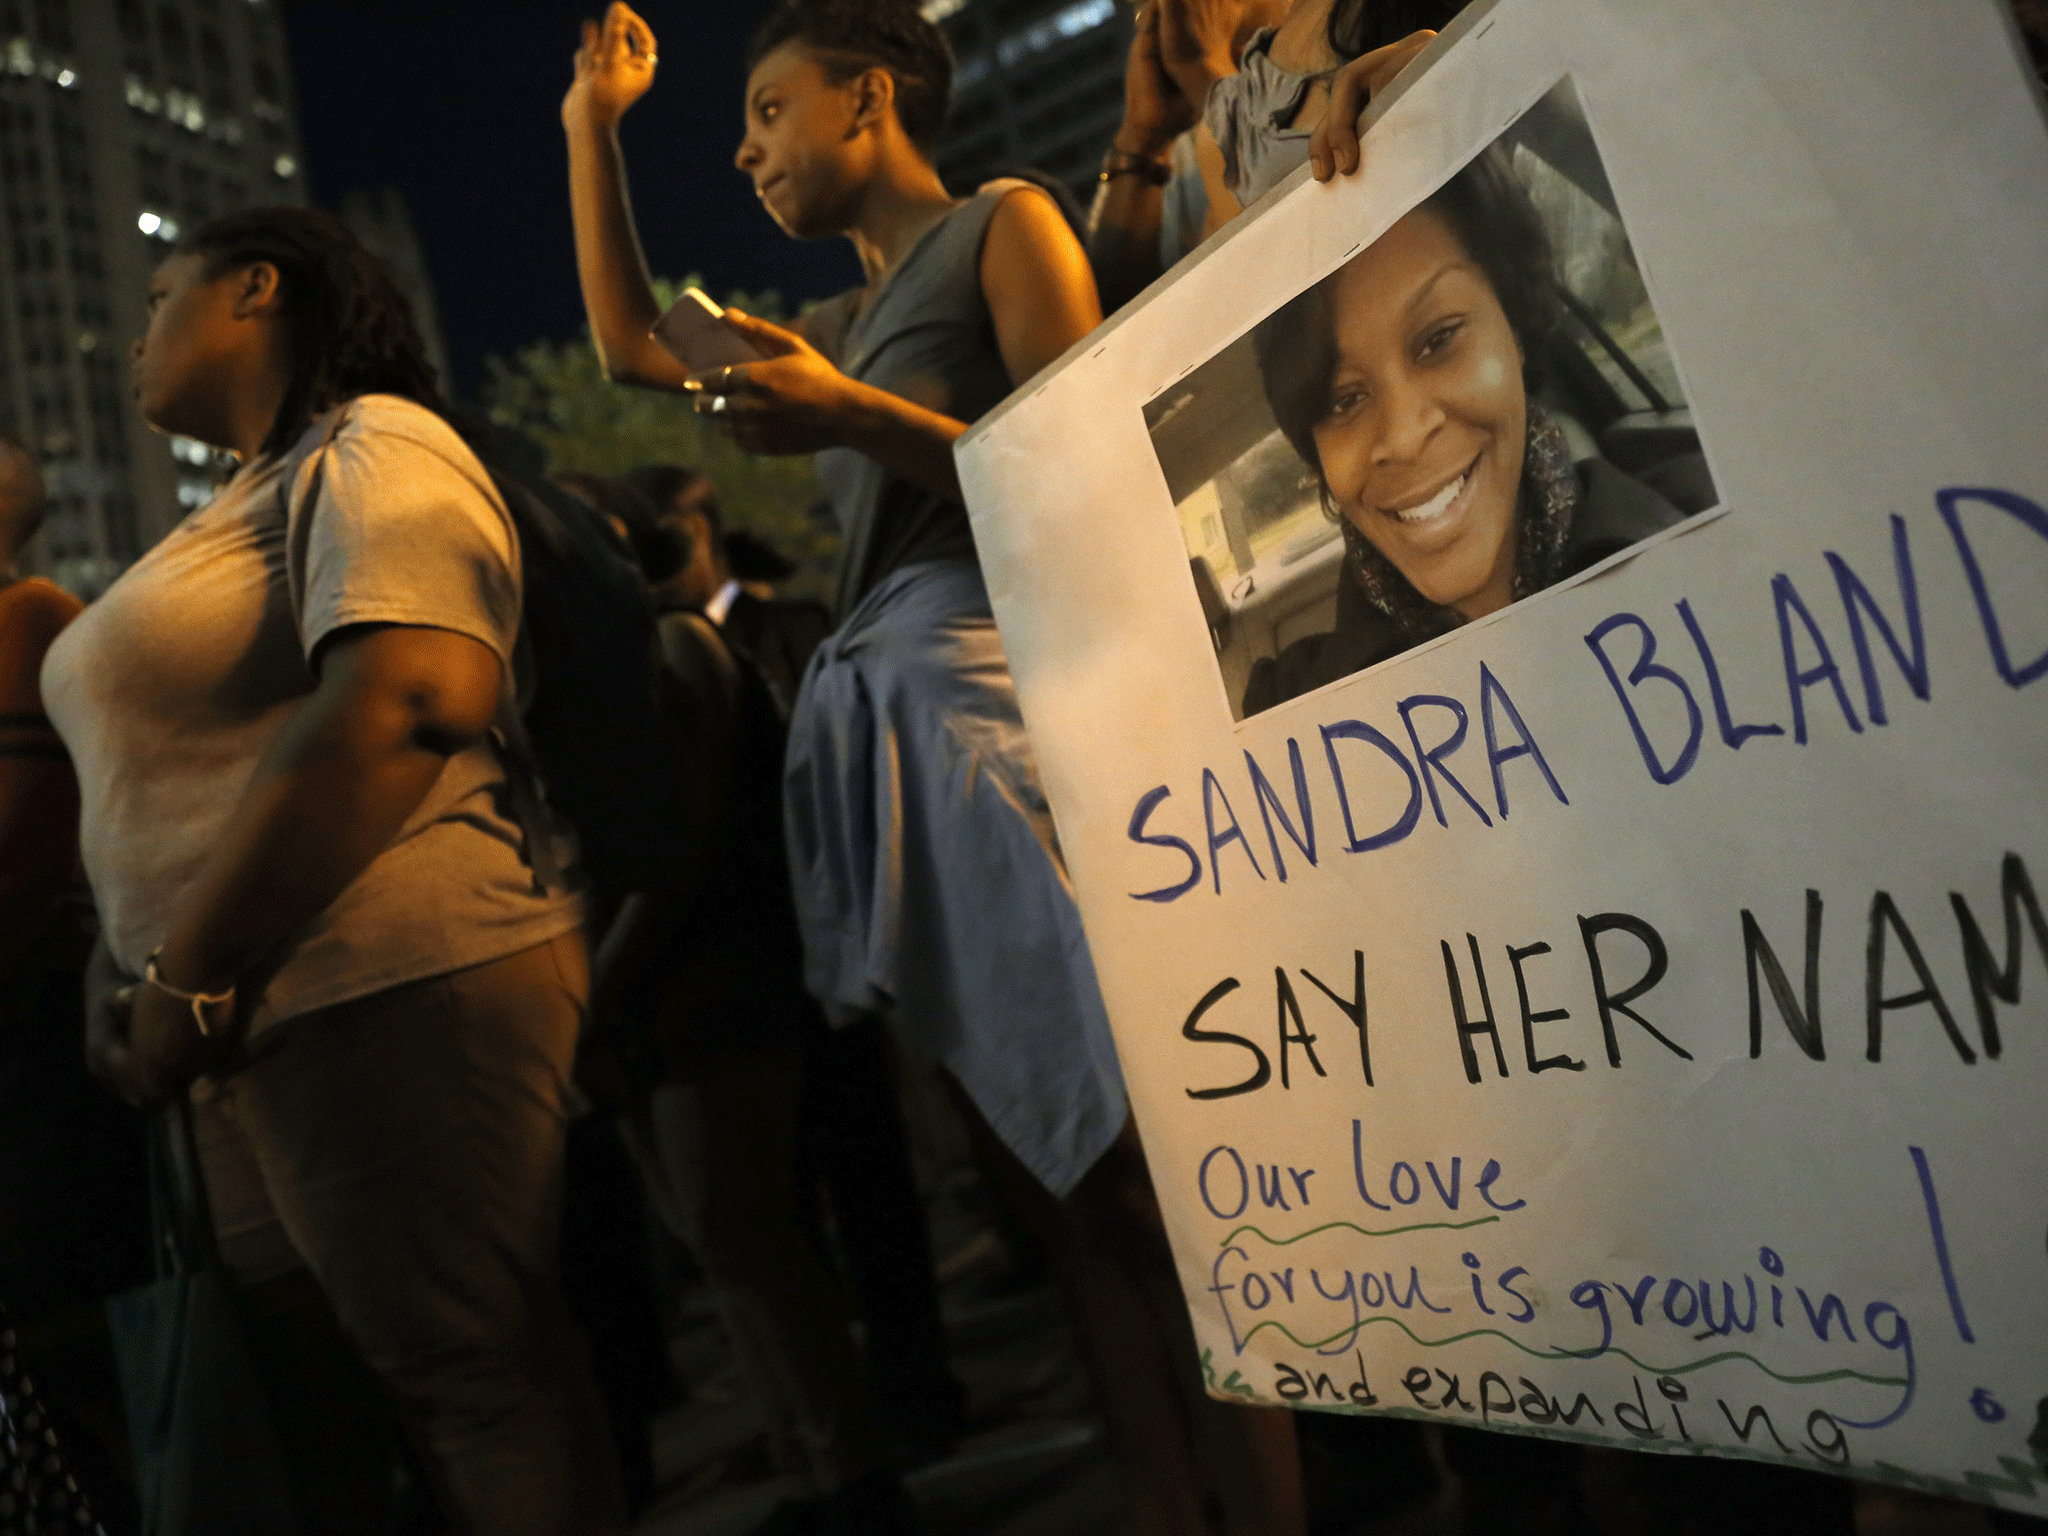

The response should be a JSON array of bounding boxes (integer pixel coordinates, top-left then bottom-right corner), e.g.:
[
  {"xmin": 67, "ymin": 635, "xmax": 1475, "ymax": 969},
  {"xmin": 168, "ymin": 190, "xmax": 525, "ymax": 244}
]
[{"xmin": 783, "ymin": 559, "xmax": 1125, "ymax": 1197}]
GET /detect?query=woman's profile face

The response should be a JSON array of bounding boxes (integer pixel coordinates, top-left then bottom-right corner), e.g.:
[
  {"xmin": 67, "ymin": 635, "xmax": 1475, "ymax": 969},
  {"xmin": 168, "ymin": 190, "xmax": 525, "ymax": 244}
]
[
  {"xmin": 1310, "ymin": 205, "xmax": 1528, "ymax": 621},
  {"xmin": 130, "ymin": 252, "xmax": 249, "ymax": 452},
  {"xmin": 734, "ymin": 43, "xmax": 872, "ymax": 241}
]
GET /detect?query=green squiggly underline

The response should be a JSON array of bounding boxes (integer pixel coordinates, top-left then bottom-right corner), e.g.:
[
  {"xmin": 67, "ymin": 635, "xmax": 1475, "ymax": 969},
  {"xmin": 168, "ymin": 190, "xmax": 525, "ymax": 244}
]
[
  {"xmin": 1219, "ymin": 1215, "xmax": 1502, "ymax": 1248},
  {"xmin": 1228, "ymin": 1313, "xmax": 1910, "ymax": 1391}
]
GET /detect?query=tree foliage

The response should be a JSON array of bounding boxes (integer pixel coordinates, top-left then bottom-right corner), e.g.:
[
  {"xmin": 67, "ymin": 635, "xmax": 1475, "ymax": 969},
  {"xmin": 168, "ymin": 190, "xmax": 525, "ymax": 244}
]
[{"xmin": 482, "ymin": 278, "xmax": 839, "ymax": 599}]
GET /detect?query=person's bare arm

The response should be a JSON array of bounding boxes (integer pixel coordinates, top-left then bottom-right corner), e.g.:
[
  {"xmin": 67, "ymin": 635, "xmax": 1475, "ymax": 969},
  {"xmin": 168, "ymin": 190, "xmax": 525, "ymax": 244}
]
[
  {"xmin": 982, "ymin": 185, "xmax": 1105, "ymax": 385},
  {"xmin": 1193, "ymin": 122, "xmax": 1240, "ymax": 237},
  {"xmin": 562, "ymin": 2, "xmax": 697, "ymax": 392},
  {"xmin": 1155, "ymin": 0, "xmax": 1243, "ymax": 119},
  {"xmin": 96, "ymin": 624, "xmax": 505, "ymax": 1102},
  {"xmin": 1086, "ymin": 2, "xmax": 1199, "ymax": 314}
]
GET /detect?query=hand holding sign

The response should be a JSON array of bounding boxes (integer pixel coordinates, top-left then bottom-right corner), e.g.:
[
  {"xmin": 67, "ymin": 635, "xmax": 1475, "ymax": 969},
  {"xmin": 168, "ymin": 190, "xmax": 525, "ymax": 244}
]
[{"xmin": 957, "ymin": 0, "xmax": 2048, "ymax": 1507}]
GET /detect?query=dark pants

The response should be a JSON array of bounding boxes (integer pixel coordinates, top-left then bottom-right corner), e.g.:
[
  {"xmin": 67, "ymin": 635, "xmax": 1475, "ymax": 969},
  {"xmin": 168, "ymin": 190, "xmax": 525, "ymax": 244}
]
[
  {"xmin": 949, "ymin": 1085, "xmax": 1305, "ymax": 1536},
  {"xmin": 0, "ymin": 964, "xmax": 149, "ymax": 1316},
  {"xmin": 0, "ymin": 964, "xmax": 149, "ymax": 1527},
  {"xmin": 629, "ymin": 1045, "xmax": 890, "ymax": 1493},
  {"xmin": 798, "ymin": 1015, "xmax": 962, "ymax": 1451},
  {"xmin": 559, "ymin": 1109, "xmax": 674, "ymax": 1515},
  {"xmin": 196, "ymin": 933, "xmax": 626, "ymax": 1536}
]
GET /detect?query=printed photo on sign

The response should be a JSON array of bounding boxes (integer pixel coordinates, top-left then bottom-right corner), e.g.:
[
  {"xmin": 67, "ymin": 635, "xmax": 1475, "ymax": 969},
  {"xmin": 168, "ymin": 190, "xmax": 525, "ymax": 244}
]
[{"xmin": 1147, "ymin": 77, "xmax": 1721, "ymax": 722}]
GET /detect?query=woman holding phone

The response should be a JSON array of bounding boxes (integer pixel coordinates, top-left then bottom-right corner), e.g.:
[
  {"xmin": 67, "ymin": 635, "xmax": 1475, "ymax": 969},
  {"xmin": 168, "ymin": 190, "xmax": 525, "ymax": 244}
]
[{"xmin": 562, "ymin": 3, "xmax": 1306, "ymax": 1530}]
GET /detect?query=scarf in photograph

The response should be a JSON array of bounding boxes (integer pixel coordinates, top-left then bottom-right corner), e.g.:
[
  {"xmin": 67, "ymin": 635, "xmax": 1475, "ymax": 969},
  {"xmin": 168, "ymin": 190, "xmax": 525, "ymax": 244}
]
[{"xmin": 1339, "ymin": 405, "xmax": 1580, "ymax": 643}]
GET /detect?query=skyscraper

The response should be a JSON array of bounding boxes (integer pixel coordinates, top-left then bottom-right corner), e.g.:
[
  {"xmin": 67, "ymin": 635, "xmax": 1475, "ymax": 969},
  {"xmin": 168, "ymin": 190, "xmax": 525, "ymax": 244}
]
[
  {"xmin": 926, "ymin": 0, "xmax": 1133, "ymax": 200},
  {"xmin": 0, "ymin": 0, "xmax": 306, "ymax": 595}
]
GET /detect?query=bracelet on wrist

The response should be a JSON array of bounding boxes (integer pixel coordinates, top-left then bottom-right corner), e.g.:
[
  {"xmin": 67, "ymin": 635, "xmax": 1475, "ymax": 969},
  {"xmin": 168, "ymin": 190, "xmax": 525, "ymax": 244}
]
[
  {"xmin": 144, "ymin": 950, "xmax": 236, "ymax": 1038},
  {"xmin": 1100, "ymin": 146, "xmax": 1173, "ymax": 186}
]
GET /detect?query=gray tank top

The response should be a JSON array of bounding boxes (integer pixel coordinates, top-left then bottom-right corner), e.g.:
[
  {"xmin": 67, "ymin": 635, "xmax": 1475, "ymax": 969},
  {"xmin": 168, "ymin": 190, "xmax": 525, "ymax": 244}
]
[
  {"xmin": 812, "ymin": 182, "xmax": 1025, "ymax": 617},
  {"xmin": 1202, "ymin": 27, "xmax": 1332, "ymax": 206}
]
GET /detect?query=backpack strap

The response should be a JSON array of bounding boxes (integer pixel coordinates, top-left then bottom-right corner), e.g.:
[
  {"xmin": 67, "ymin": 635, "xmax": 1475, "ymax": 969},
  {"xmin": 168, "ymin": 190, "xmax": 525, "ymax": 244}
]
[
  {"xmin": 491, "ymin": 681, "xmax": 566, "ymax": 896},
  {"xmin": 479, "ymin": 467, "xmax": 566, "ymax": 897}
]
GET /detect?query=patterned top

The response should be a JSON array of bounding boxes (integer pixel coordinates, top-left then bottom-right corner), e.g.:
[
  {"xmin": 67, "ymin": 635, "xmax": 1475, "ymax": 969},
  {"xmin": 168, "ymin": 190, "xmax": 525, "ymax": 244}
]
[{"xmin": 0, "ymin": 1302, "xmax": 105, "ymax": 1534}]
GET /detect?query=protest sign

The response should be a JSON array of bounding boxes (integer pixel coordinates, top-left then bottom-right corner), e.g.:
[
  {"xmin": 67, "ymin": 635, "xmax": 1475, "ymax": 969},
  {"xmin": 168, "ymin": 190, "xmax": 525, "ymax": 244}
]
[{"xmin": 956, "ymin": 0, "xmax": 2048, "ymax": 1505}]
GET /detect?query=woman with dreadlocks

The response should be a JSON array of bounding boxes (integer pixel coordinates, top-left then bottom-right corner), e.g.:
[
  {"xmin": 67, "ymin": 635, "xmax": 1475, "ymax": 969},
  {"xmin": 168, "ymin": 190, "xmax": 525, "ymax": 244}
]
[{"xmin": 41, "ymin": 208, "xmax": 625, "ymax": 1534}]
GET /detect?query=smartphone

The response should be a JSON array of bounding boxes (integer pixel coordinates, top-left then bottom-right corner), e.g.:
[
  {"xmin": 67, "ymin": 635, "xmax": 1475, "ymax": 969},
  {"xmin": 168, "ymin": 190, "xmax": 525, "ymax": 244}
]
[{"xmin": 649, "ymin": 288, "xmax": 766, "ymax": 376}]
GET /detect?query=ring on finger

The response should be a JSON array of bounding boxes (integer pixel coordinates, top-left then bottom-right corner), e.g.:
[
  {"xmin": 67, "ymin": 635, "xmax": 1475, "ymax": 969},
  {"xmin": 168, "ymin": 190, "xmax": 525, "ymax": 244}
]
[{"xmin": 710, "ymin": 395, "xmax": 729, "ymax": 415}]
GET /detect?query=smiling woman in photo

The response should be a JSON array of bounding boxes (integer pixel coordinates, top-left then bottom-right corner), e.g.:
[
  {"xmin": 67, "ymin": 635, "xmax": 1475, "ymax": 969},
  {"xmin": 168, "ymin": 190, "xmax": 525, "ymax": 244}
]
[{"xmin": 1246, "ymin": 147, "xmax": 1688, "ymax": 713}]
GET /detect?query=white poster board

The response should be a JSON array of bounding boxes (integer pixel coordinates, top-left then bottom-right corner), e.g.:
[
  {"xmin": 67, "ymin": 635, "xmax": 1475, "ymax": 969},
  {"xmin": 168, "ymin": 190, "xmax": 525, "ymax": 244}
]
[{"xmin": 957, "ymin": 0, "xmax": 2048, "ymax": 1504}]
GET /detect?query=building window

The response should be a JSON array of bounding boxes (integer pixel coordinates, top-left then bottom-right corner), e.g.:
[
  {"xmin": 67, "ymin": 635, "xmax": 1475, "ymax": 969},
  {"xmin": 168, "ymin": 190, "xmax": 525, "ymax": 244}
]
[
  {"xmin": 159, "ymin": 6, "xmax": 193, "ymax": 86},
  {"xmin": 33, "ymin": 0, "xmax": 69, "ymax": 48},
  {"xmin": 117, "ymin": 0, "xmax": 150, "ymax": 72},
  {"xmin": 180, "ymin": 161, "xmax": 210, "ymax": 220},
  {"xmin": 200, "ymin": 27, "xmax": 232, "ymax": 112},
  {"xmin": 136, "ymin": 146, "xmax": 170, "ymax": 203}
]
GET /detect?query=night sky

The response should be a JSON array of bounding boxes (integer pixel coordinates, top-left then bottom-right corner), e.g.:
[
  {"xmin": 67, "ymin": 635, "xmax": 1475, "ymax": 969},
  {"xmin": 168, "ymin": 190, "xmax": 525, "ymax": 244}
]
[{"xmin": 280, "ymin": 1, "xmax": 862, "ymax": 400}]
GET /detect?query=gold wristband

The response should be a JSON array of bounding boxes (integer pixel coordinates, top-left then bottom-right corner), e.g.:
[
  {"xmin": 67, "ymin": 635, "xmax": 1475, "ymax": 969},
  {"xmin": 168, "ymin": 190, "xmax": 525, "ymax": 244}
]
[{"xmin": 144, "ymin": 950, "xmax": 235, "ymax": 1038}]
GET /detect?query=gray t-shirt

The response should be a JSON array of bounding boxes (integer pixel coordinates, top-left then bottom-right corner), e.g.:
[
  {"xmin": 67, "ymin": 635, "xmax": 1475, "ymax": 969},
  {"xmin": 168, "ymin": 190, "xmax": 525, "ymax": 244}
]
[{"xmin": 43, "ymin": 394, "xmax": 582, "ymax": 1032}]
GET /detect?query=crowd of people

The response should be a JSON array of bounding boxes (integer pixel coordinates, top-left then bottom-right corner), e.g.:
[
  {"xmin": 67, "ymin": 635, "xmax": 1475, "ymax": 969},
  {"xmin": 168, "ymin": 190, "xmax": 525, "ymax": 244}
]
[{"xmin": 0, "ymin": 1, "xmax": 2043, "ymax": 1534}]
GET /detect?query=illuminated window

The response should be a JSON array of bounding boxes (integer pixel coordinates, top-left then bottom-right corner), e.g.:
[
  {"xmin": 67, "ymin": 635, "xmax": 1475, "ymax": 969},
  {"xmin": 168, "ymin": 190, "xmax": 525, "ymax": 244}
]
[{"xmin": 995, "ymin": 0, "xmax": 1114, "ymax": 68}]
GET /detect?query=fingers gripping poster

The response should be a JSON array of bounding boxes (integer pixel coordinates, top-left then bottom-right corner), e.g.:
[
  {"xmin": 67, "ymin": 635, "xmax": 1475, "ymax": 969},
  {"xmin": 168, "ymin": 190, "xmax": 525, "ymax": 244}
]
[{"xmin": 957, "ymin": 0, "xmax": 2048, "ymax": 1506}]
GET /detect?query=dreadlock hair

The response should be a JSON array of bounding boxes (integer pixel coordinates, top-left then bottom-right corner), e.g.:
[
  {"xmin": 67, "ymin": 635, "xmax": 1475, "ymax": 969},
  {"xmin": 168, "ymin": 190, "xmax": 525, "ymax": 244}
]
[
  {"xmin": 1326, "ymin": 0, "xmax": 1462, "ymax": 64},
  {"xmin": 746, "ymin": 0, "xmax": 954, "ymax": 154},
  {"xmin": 175, "ymin": 207, "xmax": 449, "ymax": 461}
]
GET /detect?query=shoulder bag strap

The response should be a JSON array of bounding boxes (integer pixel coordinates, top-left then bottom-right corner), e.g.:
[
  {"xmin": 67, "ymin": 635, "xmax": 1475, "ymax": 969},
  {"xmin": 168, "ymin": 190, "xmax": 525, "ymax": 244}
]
[
  {"xmin": 476, "ymin": 466, "xmax": 564, "ymax": 896},
  {"xmin": 149, "ymin": 1091, "xmax": 221, "ymax": 1278}
]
